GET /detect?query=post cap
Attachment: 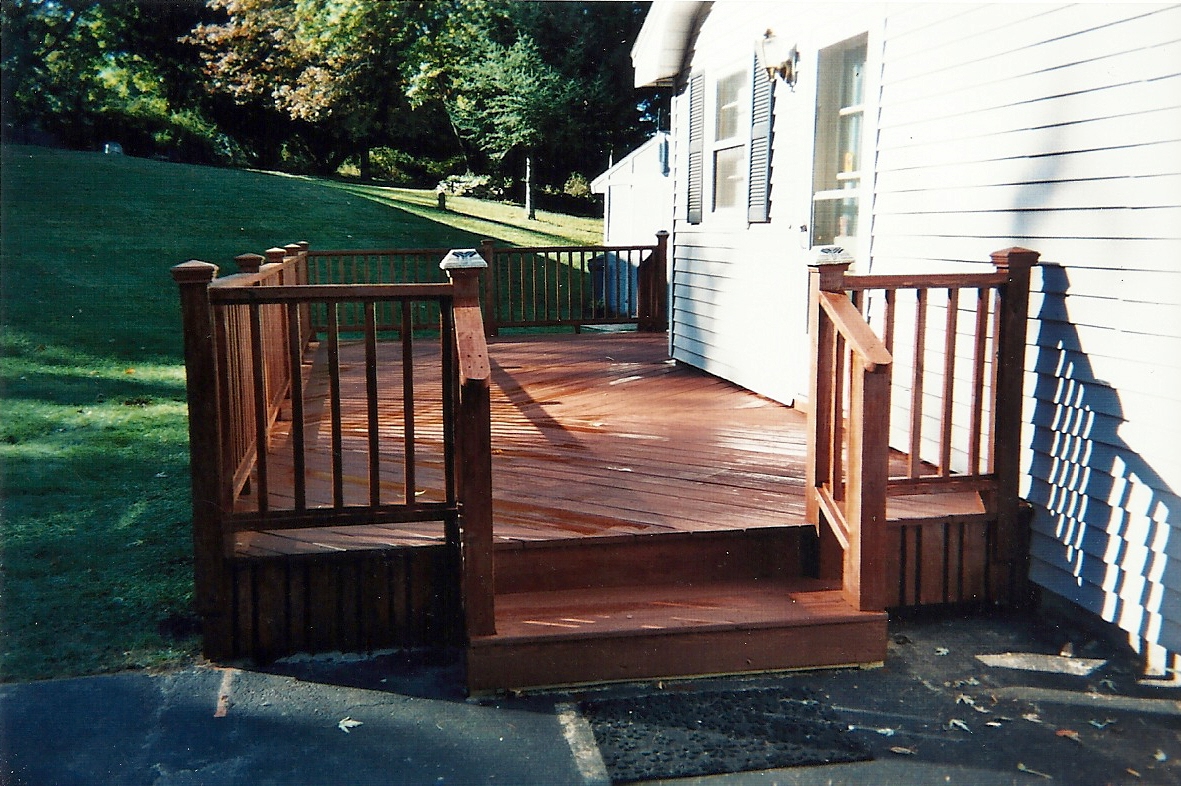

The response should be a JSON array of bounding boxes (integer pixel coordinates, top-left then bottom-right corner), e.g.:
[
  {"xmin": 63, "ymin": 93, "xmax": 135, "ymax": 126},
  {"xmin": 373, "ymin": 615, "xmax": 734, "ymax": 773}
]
[
  {"xmin": 235, "ymin": 253, "xmax": 265, "ymax": 273},
  {"xmin": 440, "ymin": 248, "xmax": 488, "ymax": 271},
  {"xmin": 171, "ymin": 260, "xmax": 218, "ymax": 284}
]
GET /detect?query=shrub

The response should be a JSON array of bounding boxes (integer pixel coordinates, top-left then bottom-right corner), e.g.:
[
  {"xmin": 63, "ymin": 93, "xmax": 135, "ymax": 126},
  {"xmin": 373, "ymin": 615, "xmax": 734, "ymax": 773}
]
[
  {"xmin": 563, "ymin": 172, "xmax": 592, "ymax": 198},
  {"xmin": 436, "ymin": 172, "xmax": 508, "ymax": 199}
]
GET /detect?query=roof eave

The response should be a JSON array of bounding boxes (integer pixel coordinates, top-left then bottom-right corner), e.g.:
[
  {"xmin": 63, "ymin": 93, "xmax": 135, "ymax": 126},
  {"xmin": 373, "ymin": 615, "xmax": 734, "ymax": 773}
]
[{"xmin": 631, "ymin": 1, "xmax": 708, "ymax": 88}]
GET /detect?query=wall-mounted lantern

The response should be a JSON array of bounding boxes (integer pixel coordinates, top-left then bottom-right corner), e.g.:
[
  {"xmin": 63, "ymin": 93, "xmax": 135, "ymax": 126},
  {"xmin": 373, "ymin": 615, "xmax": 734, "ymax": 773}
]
[{"xmin": 759, "ymin": 29, "xmax": 799, "ymax": 88}]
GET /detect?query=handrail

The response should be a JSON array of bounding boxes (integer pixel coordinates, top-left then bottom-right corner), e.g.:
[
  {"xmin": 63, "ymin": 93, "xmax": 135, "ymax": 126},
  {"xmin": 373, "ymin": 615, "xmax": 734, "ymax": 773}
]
[
  {"xmin": 805, "ymin": 249, "xmax": 1039, "ymax": 612},
  {"xmin": 806, "ymin": 264, "xmax": 892, "ymax": 612},
  {"xmin": 817, "ymin": 291, "xmax": 892, "ymax": 371}
]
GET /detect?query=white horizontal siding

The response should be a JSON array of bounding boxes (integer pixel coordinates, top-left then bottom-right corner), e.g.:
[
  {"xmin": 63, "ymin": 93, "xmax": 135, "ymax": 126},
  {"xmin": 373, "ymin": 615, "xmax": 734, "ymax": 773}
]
[{"xmin": 874, "ymin": 2, "xmax": 1181, "ymax": 673}]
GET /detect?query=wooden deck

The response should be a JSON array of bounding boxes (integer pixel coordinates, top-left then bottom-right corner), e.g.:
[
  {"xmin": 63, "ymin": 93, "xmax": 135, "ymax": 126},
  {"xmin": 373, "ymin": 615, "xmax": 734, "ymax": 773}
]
[
  {"xmin": 234, "ymin": 332, "xmax": 813, "ymax": 555},
  {"xmin": 176, "ymin": 246, "xmax": 1034, "ymax": 690},
  {"xmin": 229, "ymin": 332, "xmax": 887, "ymax": 688}
]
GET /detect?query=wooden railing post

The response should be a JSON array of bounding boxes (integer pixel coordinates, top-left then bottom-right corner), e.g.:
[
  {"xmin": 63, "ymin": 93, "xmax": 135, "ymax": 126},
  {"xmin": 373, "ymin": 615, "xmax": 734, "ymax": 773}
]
[
  {"xmin": 990, "ymin": 247, "xmax": 1039, "ymax": 605},
  {"xmin": 846, "ymin": 359, "xmax": 891, "ymax": 611},
  {"xmin": 171, "ymin": 261, "xmax": 233, "ymax": 658},
  {"xmin": 478, "ymin": 239, "xmax": 498, "ymax": 337},
  {"xmin": 638, "ymin": 230, "xmax": 670, "ymax": 332},
  {"xmin": 442, "ymin": 250, "xmax": 496, "ymax": 638},
  {"xmin": 805, "ymin": 259, "xmax": 852, "ymax": 527}
]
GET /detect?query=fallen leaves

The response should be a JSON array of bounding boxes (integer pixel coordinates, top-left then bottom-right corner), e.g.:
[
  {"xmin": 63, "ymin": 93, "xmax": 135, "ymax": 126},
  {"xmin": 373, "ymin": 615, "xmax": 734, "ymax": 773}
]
[
  {"xmin": 889, "ymin": 746, "xmax": 917, "ymax": 755},
  {"xmin": 338, "ymin": 717, "xmax": 363, "ymax": 733},
  {"xmin": 1055, "ymin": 728, "xmax": 1081, "ymax": 743},
  {"xmin": 947, "ymin": 718, "xmax": 972, "ymax": 733},
  {"xmin": 1017, "ymin": 762, "xmax": 1053, "ymax": 779}
]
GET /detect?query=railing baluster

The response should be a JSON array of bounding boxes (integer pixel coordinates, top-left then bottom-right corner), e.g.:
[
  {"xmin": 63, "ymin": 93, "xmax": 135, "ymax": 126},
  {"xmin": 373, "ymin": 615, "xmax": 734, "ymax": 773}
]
[
  {"xmin": 249, "ymin": 302, "xmax": 269, "ymax": 515},
  {"xmin": 365, "ymin": 301, "xmax": 381, "ymax": 508},
  {"xmin": 440, "ymin": 298, "xmax": 456, "ymax": 505},
  {"xmin": 401, "ymin": 301, "xmax": 416, "ymax": 505},
  {"xmin": 968, "ymin": 287, "xmax": 990, "ymax": 475},
  {"xmin": 988, "ymin": 291, "xmax": 1002, "ymax": 474},
  {"xmin": 909, "ymin": 288, "xmax": 927, "ymax": 478},
  {"xmin": 286, "ymin": 301, "xmax": 307, "ymax": 512},
  {"xmin": 327, "ymin": 303, "xmax": 344, "ymax": 508},
  {"xmin": 939, "ymin": 288, "xmax": 959, "ymax": 476}
]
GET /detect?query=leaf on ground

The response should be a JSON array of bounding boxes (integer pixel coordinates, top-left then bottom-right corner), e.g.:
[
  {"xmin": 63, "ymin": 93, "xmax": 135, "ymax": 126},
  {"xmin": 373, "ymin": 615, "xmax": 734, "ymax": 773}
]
[
  {"xmin": 935, "ymin": 647, "xmax": 950, "ymax": 656},
  {"xmin": 338, "ymin": 717, "xmax": 363, "ymax": 733},
  {"xmin": 947, "ymin": 718, "xmax": 972, "ymax": 733},
  {"xmin": 1088, "ymin": 718, "xmax": 1116, "ymax": 729},
  {"xmin": 1022, "ymin": 712, "xmax": 1044, "ymax": 724},
  {"xmin": 1017, "ymin": 762, "xmax": 1053, "ymax": 779},
  {"xmin": 1155, "ymin": 750, "xmax": 1168, "ymax": 762},
  {"xmin": 1055, "ymin": 729, "xmax": 1081, "ymax": 742},
  {"xmin": 890, "ymin": 746, "xmax": 917, "ymax": 755}
]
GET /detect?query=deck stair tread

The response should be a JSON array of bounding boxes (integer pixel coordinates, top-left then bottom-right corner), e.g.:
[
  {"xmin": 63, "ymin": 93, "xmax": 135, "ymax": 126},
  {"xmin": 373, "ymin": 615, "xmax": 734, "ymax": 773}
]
[
  {"xmin": 886, "ymin": 489, "xmax": 987, "ymax": 524},
  {"xmin": 466, "ymin": 576, "xmax": 888, "ymax": 692},
  {"xmin": 478, "ymin": 578, "xmax": 882, "ymax": 644}
]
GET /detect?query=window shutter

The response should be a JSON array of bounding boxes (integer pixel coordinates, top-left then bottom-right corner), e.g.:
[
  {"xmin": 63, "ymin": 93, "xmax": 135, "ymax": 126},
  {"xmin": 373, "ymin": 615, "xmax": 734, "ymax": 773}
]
[
  {"xmin": 747, "ymin": 55, "xmax": 774, "ymax": 223},
  {"xmin": 686, "ymin": 74, "xmax": 705, "ymax": 225}
]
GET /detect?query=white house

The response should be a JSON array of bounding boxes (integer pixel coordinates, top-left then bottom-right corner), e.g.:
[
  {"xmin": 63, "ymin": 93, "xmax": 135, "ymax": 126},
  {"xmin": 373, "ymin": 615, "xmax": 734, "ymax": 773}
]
[
  {"xmin": 591, "ymin": 132, "xmax": 674, "ymax": 245},
  {"xmin": 633, "ymin": 1, "xmax": 1181, "ymax": 675}
]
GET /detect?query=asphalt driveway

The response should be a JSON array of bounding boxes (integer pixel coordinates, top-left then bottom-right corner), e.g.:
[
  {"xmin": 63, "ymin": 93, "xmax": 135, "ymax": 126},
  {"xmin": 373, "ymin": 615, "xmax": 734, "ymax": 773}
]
[{"xmin": 3, "ymin": 612, "xmax": 1179, "ymax": 785}]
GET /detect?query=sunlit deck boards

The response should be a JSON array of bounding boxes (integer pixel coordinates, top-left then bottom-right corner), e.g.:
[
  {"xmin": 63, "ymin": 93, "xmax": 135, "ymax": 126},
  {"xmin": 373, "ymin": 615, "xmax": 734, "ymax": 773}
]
[{"xmin": 234, "ymin": 332, "xmax": 812, "ymax": 557}]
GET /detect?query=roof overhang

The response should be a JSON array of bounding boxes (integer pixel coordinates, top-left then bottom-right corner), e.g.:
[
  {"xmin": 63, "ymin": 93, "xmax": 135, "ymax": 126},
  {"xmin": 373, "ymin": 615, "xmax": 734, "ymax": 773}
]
[{"xmin": 631, "ymin": 1, "xmax": 708, "ymax": 88}]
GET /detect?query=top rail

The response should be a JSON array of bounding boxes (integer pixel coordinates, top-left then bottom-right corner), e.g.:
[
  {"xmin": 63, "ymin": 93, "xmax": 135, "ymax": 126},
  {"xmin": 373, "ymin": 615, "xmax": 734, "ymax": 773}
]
[{"xmin": 817, "ymin": 291, "xmax": 892, "ymax": 371}]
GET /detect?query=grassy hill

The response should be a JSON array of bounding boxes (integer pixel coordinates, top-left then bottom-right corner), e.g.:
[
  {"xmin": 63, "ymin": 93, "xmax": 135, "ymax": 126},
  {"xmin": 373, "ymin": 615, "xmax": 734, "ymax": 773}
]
[{"xmin": 0, "ymin": 145, "xmax": 602, "ymax": 680}]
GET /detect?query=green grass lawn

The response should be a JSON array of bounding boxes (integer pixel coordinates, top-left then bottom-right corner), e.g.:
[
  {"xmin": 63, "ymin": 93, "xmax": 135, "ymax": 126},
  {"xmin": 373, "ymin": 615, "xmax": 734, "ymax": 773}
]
[{"xmin": 0, "ymin": 145, "xmax": 602, "ymax": 681}]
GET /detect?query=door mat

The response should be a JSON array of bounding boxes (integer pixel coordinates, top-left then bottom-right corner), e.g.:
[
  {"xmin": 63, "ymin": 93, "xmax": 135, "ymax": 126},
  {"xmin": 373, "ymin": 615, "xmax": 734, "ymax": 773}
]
[{"xmin": 580, "ymin": 686, "xmax": 871, "ymax": 783}]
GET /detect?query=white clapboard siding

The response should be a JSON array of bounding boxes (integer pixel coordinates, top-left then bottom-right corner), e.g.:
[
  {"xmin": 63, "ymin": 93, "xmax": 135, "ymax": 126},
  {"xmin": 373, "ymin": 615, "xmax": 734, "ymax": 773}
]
[
  {"xmin": 653, "ymin": 0, "xmax": 1180, "ymax": 668},
  {"xmin": 874, "ymin": 2, "xmax": 1181, "ymax": 672}
]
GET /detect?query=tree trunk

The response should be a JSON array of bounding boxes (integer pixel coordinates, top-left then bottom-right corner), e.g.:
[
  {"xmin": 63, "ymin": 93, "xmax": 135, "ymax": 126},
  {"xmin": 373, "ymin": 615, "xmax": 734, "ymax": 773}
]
[
  {"xmin": 359, "ymin": 146, "xmax": 372, "ymax": 180},
  {"xmin": 525, "ymin": 153, "xmax": 536, "ymax": 220}
]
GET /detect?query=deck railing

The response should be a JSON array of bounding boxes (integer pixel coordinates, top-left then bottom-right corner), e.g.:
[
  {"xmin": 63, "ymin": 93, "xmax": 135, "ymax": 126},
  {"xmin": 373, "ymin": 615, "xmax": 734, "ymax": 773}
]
[
  {"xmin": 806, "ymin": 248, "xmax": 1039, "ymax": 612},
  {"xmin": 172, "ymin": 252, "xmax": 494, "ymax": 655},
  {"xmin": 293, "ymin": 232, "xmax": 670, "ymax": 337},
  {"xmin": 478, "ymin": 233, "xmax": 669, "ymax": 334}
]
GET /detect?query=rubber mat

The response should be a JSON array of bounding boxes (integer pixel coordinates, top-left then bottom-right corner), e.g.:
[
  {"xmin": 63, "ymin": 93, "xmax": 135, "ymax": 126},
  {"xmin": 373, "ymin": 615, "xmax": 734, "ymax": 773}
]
[{"xmin": 580, "ymin": 686, "xmax": 871, "ymax": 783}]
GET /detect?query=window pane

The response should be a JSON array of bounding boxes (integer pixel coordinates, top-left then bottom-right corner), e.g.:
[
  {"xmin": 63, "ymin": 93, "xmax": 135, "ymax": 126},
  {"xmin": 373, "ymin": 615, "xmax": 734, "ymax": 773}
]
[
  {"xmin": 838, "ymin": 111, "xmax": 862, "ymax": 174},
  {"xmin": 714, "ymin": 146, "xmax": 745, "ymax": 209},
  {"xmin": 715, "ymin": 72, "xmax": 744, "ymax": 141},
  {"xmin": 812, "ymin": 191, "xmax": 859, "ymax": 246}
]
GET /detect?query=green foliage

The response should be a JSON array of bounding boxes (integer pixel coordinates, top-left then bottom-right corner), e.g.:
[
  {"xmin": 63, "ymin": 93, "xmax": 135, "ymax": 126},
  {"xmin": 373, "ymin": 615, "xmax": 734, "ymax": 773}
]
[
  {"xmin": 563, "ymin": 172, "xmax": 592, "ymax": 199},
  {"xmin": 0, "ymin": 144, "xmax": 600, "ymax": 680}
]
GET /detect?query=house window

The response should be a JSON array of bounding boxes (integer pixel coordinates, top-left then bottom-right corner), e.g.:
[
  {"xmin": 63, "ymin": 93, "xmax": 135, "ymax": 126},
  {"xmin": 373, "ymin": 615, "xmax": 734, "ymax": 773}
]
[
  {"xmin": 685, "ymin": 60, "xmax": 774, "ymax": 226},
  {"xmin": 712, "ymin": 71, "xmax": 747, "ymax": 211},
  {"xmin": 812, "ymin": 36, "xmax": 867, "ymax": 247}
]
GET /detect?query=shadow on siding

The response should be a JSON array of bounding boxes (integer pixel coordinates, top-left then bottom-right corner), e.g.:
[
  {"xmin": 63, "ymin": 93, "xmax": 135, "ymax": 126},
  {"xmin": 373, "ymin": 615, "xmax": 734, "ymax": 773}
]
[{"xmin": 1026, "ymin": 264, "xmax": 1180, "ymax": 676}]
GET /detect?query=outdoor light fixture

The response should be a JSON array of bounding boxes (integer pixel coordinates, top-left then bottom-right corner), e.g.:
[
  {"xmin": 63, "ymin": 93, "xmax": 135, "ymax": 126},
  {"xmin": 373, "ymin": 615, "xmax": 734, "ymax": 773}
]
[{"xmin": 759, "ymin": 29, "xmax": 798, "ymax": 88}]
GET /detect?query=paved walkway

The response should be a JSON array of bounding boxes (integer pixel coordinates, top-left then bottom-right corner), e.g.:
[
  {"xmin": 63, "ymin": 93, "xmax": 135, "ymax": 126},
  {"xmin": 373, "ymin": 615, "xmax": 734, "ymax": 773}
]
[{"xmin": 4, "ymin": 613, "xmax": 1179, "ymax": 785}]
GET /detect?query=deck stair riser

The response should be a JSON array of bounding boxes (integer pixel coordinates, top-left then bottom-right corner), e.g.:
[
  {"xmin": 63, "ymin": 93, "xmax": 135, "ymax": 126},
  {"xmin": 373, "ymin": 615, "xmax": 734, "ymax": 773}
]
[
  {"xmin": 493, "ymin": 527, "xmax": 812, "ymax": 595},
  {"xmin": 467, "ymin": 576, "xmax": 887, "ymax": 693},
  {"xmin": 470, "ymin": 526, "xmax": 886, "ymax": 693}
]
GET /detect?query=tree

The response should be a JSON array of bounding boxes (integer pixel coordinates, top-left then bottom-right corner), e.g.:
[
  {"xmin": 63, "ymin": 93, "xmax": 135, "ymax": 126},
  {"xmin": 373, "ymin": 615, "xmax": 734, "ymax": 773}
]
[
  {"xmin": 448, "ymin": 35, "xmax": 572, "ymax": 218},
  {"xmin": 185, "ymin": 0, "xmax": 444, "ymax": 175}
]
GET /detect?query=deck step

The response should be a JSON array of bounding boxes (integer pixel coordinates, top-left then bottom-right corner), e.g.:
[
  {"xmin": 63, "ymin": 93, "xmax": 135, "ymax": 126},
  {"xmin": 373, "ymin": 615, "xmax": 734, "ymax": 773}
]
[
  {"xmin": 494, "ymin": 526, "xmax": 814, "ymax": 594},
  {"xmin": 467, "ymin": 578, "xmax": 887, "ymax": 693}
]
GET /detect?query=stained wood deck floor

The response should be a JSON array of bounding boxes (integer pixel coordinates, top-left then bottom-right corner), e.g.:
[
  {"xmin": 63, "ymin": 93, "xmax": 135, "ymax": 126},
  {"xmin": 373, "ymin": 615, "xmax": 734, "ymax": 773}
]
[{"xmin": 234, "ymin": 332, "xmax": 813, "ymax": 557}]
